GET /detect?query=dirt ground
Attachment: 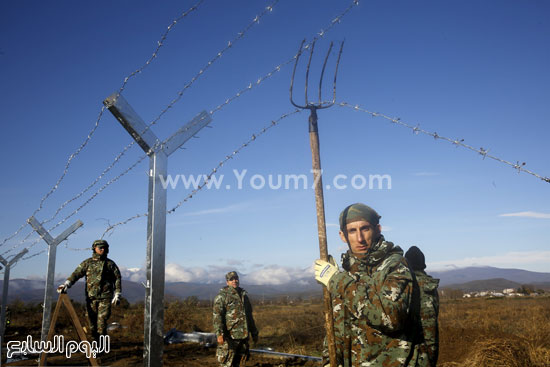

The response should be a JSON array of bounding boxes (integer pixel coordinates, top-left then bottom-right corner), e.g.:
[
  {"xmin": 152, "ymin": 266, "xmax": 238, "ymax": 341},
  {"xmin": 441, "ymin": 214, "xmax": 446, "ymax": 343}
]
[{"xmin": 4, "ymin": 296, "xmax": 550, "ymax": 366}]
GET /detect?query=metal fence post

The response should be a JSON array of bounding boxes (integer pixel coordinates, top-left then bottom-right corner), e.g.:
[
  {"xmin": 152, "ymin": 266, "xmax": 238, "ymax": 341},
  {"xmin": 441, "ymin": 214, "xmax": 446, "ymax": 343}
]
[
  {"xmin": 27, "ymin": 216, "xmax": 83, "ymax": 342},
  {"xmin": 103, "ymin": 92, "xmax": 212, "ymax": 367},
  {"xmin": 0, "ymin": 248, "xmax": 29, "ymax": 367}
]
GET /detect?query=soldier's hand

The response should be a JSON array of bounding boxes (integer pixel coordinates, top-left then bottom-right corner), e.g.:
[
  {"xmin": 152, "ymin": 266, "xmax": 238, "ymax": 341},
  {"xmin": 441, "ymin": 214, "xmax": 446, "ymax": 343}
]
[
  {"xmin": 57, "ymin": 280, "xmax": 70, "ymax": 294},
  {"xmin": 217, "ymin": 335, "xmax": 224, "ymax": 345},
  {"xmin": 314, "ymin": 259, "xmax": 339, "ymax": 287},
  {"xmin": 112, "ymin": 292, "xmax": 121, "ymax": 305}
]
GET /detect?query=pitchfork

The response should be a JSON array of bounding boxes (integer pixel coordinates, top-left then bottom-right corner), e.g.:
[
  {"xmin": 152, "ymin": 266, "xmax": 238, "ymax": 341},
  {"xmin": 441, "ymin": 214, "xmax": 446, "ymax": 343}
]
[{"xmin": 290, "ymin": 39, "xmax": 344, "ymax": 367}]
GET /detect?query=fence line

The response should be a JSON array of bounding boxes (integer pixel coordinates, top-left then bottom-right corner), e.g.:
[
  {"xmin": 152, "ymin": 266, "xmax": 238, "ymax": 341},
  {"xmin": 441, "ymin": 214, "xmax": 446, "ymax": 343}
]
[
  {"xmin": 2, "ymin": 0, "xmax": 360, "ymax": 258},
  {"xmin": 0, "ymin": 0, "xmax": 205, "ymax": 248},
  {"xmin": 32, "ymin": 0, "xmax": 281, "ymax": 230},
  {"xmin": 101, "ymin": 109, "xmax": 301, "ymax": 238},
  {"xmin": 338, "ymin": 101, "xmax": 550, "ymax": 183}
]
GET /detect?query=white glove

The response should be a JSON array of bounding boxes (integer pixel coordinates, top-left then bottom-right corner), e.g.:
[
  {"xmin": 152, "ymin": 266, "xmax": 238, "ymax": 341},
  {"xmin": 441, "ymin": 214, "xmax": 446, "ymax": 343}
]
[
  {"xmin": 57, "ymin": 280, "xmax": 71, "ymax": 294},
  {"xmin": 314, "ymin": 258, "xmax": 339, "ymax": 287},
  {"xmin": 112, "ymin": 292, "xmax": 121, "ymax": 305}
]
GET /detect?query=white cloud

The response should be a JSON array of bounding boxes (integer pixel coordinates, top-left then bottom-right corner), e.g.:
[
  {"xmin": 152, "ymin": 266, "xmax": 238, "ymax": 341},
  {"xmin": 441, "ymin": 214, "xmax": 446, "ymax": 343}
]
[
  {"xmin": 117, "ymin": 263, "xmax": 313, "ymax": 285},
  {"xmin": 499, "ymin": 211, "xmax": 550, "ymax": 219},
  {"xmin": 119, "ymin": 266, "xmax": 146, "ymax": 282},
  {"xmin": 183, "ymin": 202, "xmax": 250, "ymax": 216},
  {"xmin": 427, "ymin": 250, "xmax": 550, "ymax": 271},
  {"xmin": 165, "ymin": 264, "xmax": 211, "ymax": 282},
  {"xmin": 242, "ymin": 265, "xmax": 312, "ymax": 285}
]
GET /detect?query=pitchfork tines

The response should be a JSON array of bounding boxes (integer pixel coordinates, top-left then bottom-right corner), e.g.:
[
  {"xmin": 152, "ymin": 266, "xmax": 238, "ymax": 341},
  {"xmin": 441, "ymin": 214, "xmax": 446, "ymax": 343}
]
[{"xmin": 290, "ymin": 39, "xmax": 344, "ymax": 113}]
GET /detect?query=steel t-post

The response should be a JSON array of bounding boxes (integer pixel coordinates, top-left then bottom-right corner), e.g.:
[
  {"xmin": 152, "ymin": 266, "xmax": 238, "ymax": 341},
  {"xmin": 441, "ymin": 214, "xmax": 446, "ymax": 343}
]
[
  {"xmin": 104, "ymin": 93, "xmax": 212, "ymax": 367},
  {"xmin": 27, "ymin": 216, "xmax": 83, "ymax": 342},
  {"xmin": 0, "ymin": 248, "xmax": 28, "ymax": 366}
]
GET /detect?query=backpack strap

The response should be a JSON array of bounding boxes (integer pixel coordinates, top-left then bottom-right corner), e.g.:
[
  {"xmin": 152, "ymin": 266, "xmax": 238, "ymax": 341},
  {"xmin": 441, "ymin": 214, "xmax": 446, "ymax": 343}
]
[
  {"xmin": 403, "ymin": 260, "xmax": 424, "ymax": 366},
  {"xmin": 406, "ymin": 261, "xmax": 424, "ymax": 343}
]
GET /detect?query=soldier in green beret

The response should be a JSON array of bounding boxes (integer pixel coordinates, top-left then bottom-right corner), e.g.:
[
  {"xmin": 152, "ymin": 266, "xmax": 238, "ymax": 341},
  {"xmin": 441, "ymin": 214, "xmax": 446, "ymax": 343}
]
[
  {"xmin": 213, "ymin": 271, "xmax": 258, "ymax": 367},
  {"xmin": 314, "ymin": 203, "xmax": 430, "ymax": 367},
  {"xmin": 57, "ymin": 239, "xmax": 122, "ymax": 342}
]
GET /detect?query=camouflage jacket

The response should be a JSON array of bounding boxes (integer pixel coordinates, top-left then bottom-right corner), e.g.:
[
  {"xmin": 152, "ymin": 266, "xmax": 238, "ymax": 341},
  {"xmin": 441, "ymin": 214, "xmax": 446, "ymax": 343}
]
[
  {"xmin": 324, "ymin": 237, "xmax": 424, "ymax": 367},
  {"xmin": 67, "ymin": 253, "xmax": 122, "ymax": 300},
  {"xmin": 413, "ymin": 270, "xmax": 439, "ymax": 367},
  {"xmin": 213, "ymin": 286, "xmax": 258, "ymax": 340}
]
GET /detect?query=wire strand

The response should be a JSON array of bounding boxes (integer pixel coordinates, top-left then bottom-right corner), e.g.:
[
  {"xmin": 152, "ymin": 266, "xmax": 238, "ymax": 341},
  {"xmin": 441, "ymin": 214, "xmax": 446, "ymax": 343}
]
[
  {"xmin": 3, "ymin": 0, "xmax": 361, "ymax": 258},
  {"xmin": 101, "ymin": 109, "xmax": 301, "ymax": 237},
  {"xmin": 338, "ymin": 101, "xmax": 550, "ymax": 183},
  {"xmin": 35, "ymin": 0, "xmax": 282, "ymax": 230},
  {"xmin": 0, "ymin": 0, "xmax": 205, "ymax": 248}
]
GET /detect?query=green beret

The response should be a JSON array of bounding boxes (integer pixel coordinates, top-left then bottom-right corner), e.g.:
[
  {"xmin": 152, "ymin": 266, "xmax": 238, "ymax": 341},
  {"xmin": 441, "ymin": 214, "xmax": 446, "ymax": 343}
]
[
  {"xmin": 92, "ymin": 239, "xmax": 109, "ymax": 248},
  {"xmin": 225, "ymin": 271, "xmax": 239, "ymax": 281},
  {"xmin": 339, "ymin": 203, "xmax": 381, "ymax": 231}
]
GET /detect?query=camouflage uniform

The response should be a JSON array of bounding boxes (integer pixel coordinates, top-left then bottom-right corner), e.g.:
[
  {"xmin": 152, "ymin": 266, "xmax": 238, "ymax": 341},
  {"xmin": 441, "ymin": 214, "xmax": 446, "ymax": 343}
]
[
  {"xmin": 405, "ymin": 246, "xmax": 440, "ymax": 367},
  {"xmin": 411, "ymin": 269, "xmax": 439, "ymax": 367},
  {"xmin": 66, "ymin": 252, "xmax": 121, "ymax": 340},
  {"xmin": 213, "ymin": 285, "xmax": 258, "ymax": 367},
  {"xmin": 324, "ymin": 236, "xmax": 428, "ymax": 367}
]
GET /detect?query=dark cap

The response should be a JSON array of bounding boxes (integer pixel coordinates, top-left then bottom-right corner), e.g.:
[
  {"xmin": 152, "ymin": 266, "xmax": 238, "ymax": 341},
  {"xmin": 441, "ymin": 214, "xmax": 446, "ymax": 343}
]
[
  {"xmin": 405, "ymin": 246, "xmax": 426, "ymax": 271},
  {"xmin": 339, "ymin": 203, "xmax": 381, "ymax": 231},
  {"xmin": 225, "ymin": 271, "xmax": 239, "ymax": 281},
  {"xmin": 92, "ymin": 239, "xmax": 109, "ymax": 248}
]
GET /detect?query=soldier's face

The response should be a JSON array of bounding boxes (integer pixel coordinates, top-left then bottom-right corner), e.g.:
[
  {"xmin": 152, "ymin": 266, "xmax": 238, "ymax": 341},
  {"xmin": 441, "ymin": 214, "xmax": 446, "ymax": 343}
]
[
  {"xmin": 94, "ymin": 246, "xmax": 106, "ymax": 255},
  {"xmin": 226, "ymin": 277, "xmax": 239, "ymax": 289},
  {"xmin": 339, "ymin": 220, "xmax": 381, "ymax": 255}
]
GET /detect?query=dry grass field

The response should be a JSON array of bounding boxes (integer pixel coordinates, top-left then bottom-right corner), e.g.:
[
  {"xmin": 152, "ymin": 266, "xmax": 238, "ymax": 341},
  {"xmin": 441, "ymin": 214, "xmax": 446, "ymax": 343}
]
[{"xmin": 3, "ymin": 295, "xmax": 550, "ymax": 366}]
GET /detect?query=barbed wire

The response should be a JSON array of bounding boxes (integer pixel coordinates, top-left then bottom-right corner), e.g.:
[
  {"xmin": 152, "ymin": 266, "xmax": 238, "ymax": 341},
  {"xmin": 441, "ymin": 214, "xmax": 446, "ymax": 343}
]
[
  {"xmin": 21, "ymin": 248, "xmax": 47, "ymax": 261},
  {"xmin": 338, "ymin": 101, "xmax": 550, "ymax": 183},
  {"xmin": 210, "ymin": 0, "xmax": 360, "ymax": 115},
  {"xmin": 101, "ymin": 109, "xmax": 302, "ymax": 237},
  {"xmin": 16, "ymin": 228, "xmax": 89, "ymax": 262},
  {"xmin": 31, "ymin": 0, "xmax": 282, "ymax": 230},
  {"xmin": 1, "ymin": 228, "xmax": 41, "ymax": 258},
  {"xmin": 4, "ymin": 0, "xmax": 360, "ymax": 258},
  {"xmin": 4, "ymin": 112, "xmax": 210, "ymax": 255},
  {"xmin": 62, "ymin": 241, "xmax": 89, "ymax": 252},
  {"xmin": 1, "ymin": 153, "xmax": 148, "ymax": 258},
  {"xmin": 116, "ymin": 0, "xmax": 205, "ymax": 97},
  {"xmin": 0, "ymin": 0, "xmax": 205, "ymax": 248},
  {"xmin": 149, "ymin": 0, "xmax": 280, "ymax": 129},
  {"xmin": 166, "ymin": 109, "xmax": 301, "ymax": 213},
  {"xmin": 1, "ymin": 0, "xmax": 273, "ymax": 254}
]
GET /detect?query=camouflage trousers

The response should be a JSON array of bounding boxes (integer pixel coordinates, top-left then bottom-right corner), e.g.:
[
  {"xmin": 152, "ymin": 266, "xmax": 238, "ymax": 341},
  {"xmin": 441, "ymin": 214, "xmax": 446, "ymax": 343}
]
[
  {"xmin": 216, "ymin": 338, "xmax": 249, "ymax": 367},
  {"xmin": 86, "ymin": 298, "xmax": 112, "ymax": 340}
]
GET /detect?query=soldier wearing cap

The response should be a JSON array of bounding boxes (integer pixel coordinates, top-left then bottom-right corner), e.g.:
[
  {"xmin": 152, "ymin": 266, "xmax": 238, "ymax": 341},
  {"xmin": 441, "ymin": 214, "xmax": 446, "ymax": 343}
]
[
  {"xmin": 405, "ymin": 246, "xmax": 440, "ymax": 367},
  {"xmin": 57, "ymin": 239, "xmax": 122, "ymax": 342},
  {"xmin": 314, "ymin": 203, "xmax": 428, "ymax": 367},
  {"xmin": 213, "ymin": 271, "xmax": 258, "ymax": 367}
]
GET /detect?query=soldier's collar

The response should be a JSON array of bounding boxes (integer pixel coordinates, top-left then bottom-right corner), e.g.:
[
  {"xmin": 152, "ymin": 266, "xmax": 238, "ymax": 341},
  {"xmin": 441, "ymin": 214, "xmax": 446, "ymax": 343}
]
[{"xmin": 92, "ymin": 252, "xmax": 107, "ymax": 260}]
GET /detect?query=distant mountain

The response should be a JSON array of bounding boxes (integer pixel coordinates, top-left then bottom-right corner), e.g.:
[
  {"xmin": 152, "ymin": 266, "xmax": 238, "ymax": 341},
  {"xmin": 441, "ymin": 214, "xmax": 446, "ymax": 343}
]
[
  {"xmin": 442, "ymin": 278, "xmax": 550, "ymax": 293},
  {"xmin": 3, "ymin": 266, "xmax": 549, "ymax": 303},
  {"xmin": 442, "ymin": 278, "xmax": 521, "ymax": 292},
  {"xmin": 0, "ymin": 279, "xmax": 146, "ymax": 304},
  {"xmin": 1, "ymin": 279, "xmax": 322, "ymax": 304},
  {"xmin": 430, "ymin": 266, "xmax": 550, "ymax": 287}
]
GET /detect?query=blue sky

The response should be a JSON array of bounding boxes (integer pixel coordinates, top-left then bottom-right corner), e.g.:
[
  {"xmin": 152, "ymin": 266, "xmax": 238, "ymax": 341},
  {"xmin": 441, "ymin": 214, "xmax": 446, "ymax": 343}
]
[{"xmin": 1, "ymin": 0, "xmax": 549, "ymax": 285}]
